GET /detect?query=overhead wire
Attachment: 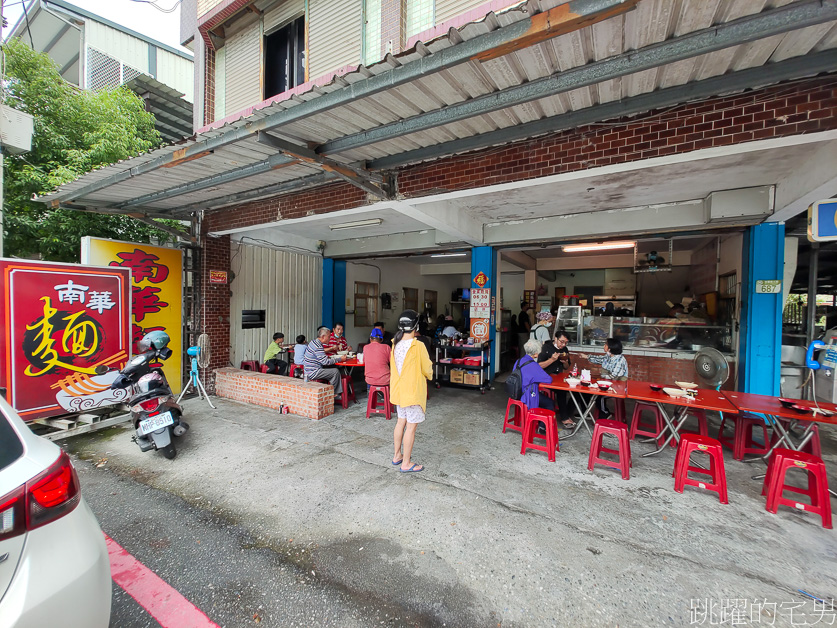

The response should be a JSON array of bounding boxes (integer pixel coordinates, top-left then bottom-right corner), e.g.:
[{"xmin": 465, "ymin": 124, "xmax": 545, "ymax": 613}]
[{"xmin": 125, "ymin": 0, "xmax": 182, "ymax": 14}]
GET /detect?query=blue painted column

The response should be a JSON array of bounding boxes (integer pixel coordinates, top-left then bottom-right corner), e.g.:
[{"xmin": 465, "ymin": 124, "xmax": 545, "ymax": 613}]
[
  {"xmin": 471, "ymin": 246, "xmax": 497, "ymax": 380},
  {"xmin": 739, "ymin": 223, "xmax": 784, "ymax": 395},
  {"xmin": 321, "ymin": 259, "xmax": 346, "ymax": 328}
]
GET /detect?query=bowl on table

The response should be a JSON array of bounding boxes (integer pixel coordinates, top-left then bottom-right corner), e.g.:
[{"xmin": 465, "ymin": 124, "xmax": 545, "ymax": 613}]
[
  {"xmin": 791, "ymin": 404, "xmax": 811, "ymax": 414},
  {"xmin": 649, "ymin": 383, "xmax": 664, "ymax": 392},
  {"xmin": 597, "ymin": 380, "xmax": 612, "ymax": 391},
  {"xmin": 565, "ymin": 377, "xmax": 580, "ymax": 387},
  {"xmin": 675, "ymin": 381, "xmax": 698, "ymax": 391},
  {"xmin": 663, "ymin": 387, "xmax": 688, "ymax": 398},
  {"xmin": 777, "ymin": 398, "xmax": 795, "ymax": 408},
  {"xmin": 579, "ymin": 380, "xmax": 591, "ymax": 387},
  {"xmin": 337, "ymin": 350, "xmax": 349, "ymax": 356}
]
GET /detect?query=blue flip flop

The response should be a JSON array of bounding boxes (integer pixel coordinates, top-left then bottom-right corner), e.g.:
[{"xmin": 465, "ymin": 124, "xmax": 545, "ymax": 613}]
[
  {"xmin": 392, "ymin": 459, "xmax": 403, "ymax": 466},
  {"xmin": 400, "ymin": 463, "xmax": 424, "ymax": 473}
]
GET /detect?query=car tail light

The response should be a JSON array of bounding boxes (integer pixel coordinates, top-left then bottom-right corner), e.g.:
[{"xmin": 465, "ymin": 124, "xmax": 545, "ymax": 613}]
[
  {"xmin": 26, "ymin": 451, "xmax": 81, "ymax": 531},
  {"xmin": 0, "ymin": 452, "xmax": 80, "ymax": 537},
  {"xmin": 0, "ymin": 486, "xmax": 25, "ymax": 540},
  {"xmin": 139, "ymin": 398, "xmax": 160, "ymax": 412}
]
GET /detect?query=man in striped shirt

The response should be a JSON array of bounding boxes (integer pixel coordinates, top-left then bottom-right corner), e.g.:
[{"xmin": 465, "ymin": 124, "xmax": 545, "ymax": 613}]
[{"xmin": 303, "ymin": 326, "xmax": 343, "ymax": 395}]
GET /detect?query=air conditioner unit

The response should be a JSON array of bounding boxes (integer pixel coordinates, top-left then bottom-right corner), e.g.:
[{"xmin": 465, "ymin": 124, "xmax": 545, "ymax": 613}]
[
  {"xmin": 704, "ymin": 187, "xmax": 773, "ymax": 224},
  {"xmin": 0, "ymin": 104, "xmax": 35, "ymax": 155}
]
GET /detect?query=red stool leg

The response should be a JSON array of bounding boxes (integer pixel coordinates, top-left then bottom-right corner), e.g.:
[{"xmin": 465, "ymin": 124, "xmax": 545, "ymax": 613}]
[
  {"xmin": 503, "ymin": 399, "xmax": 526, "ymax": 434},
  {"xmin": 520, "ymin": 409, "xmax": 558, "ymax": 461},
  {"xmin": 588, "ymin": 420, "xmax": 630, "ymax": 480},
  {"xmin": 674, "ymin": 436, "xmax": 728, "ymax": 504},
  {"xmin": 765, "ymin": 451, "xmax": 832, "ymax": 528}
]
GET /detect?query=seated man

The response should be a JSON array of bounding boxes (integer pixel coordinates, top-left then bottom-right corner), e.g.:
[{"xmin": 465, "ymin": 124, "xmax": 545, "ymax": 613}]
[
  {"xmin": 303, "ymin": 326, "xmax": 343, "ymax": 396},
  {"xmin": 263, "ymin": 332, "xmax": 288, "ymax": 375},
  {"xmin": 363, "ymin": 328, "xmax": 391, "ymax": 390},
  {"xmin": 373, "ymin": 321, "xmax": 394, "ymax": 346},
  {"xmin": 323, "ymin": 321, "xmax": 352, "ymax": 355}
]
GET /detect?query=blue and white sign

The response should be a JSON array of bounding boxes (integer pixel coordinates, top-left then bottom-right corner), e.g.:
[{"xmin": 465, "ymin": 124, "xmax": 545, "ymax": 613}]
[{"xmin": 808, "ymin": 198, "xmax": 837, "ymax": 242}]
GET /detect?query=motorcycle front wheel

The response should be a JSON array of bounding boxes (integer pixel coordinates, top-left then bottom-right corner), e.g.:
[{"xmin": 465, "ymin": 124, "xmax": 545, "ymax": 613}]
[{"xmin": 160, "ymin": 443, "xmax": 177, "ymax": 459}]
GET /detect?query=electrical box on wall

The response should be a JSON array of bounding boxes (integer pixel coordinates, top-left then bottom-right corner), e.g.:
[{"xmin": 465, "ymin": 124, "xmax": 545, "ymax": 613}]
[{"xmin": 705, "ymin": 186, "xmax": 773, "ymax": 223}]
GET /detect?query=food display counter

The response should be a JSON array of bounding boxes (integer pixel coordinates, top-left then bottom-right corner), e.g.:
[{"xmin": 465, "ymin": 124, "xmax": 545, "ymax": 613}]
[{"xmin": 580, "ymin": 316, "xmax": 733, "ymax": 353}]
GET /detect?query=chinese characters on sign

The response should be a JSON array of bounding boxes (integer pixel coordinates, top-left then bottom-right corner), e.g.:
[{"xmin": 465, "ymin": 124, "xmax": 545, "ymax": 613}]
[
  {"xmin": 210, "ymin": 270, "xmax": 228, "ymax": 284},
  {"xmin": 0, "ymin": 260, "xmax": 132, "ymax": 420},
  {"xmin": 473, "ymin": 271, "xmax": 488, "ymax": 288},
  {"xmin": 470, "ymin": 288, "xmax": 491, "ymax": 342},
  {"xmin": 82, "ymin": 238, "xmax": 183, "ymax": 394}
]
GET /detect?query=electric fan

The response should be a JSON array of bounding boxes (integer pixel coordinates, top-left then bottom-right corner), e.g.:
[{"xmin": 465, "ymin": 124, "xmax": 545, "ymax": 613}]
[{"xmin": 177, "ymin": 333, "xmax": 216, "ymax": 408}]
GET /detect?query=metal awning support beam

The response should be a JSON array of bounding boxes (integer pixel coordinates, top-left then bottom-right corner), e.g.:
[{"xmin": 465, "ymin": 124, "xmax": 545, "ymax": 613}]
[
  {"xmin": 59, "ymin": 52, "xmax": 79, "ymax": 76},
  {"xmin": 43, "ymin": 0, "xmax": 635, "ymax": 204},
  {"xmin": 174, "ymin": 172, "xmax": 338, "ymax": 215},
  {"xmin": 370, "ymin": 48, "xmax": 837, "ymax": 171},
  {"xmin": 322, "ymin": 0, "xmax": 837, "ymax": 157},
  {"xmin": 391, "ymin": 199, "xmax": 484, "ymax": 246},
  {"xmin": 131, "ymin": 215, "xmax": 196, "ymax": 243},
  {"xmin": 501, "ymin": 250, "xmax": 537, "ymax": 271},
  {"xmin": 43, "ymin": 23, "xmax": 72, "ymax": 54},
  {"xmin": 117, "ymin": 152, "xmax": 299, "ymax": 209},
  {"xmin": 255, "ymin": 132, "xmax": 392, "ymax": 200}
]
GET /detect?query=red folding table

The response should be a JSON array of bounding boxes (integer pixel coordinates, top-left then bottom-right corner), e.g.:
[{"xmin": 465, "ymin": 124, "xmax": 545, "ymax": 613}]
[
  {"xmin": 626, "ymin": 381, "xmax": 738, "ymax": 458},
  {"xmin": 540, "ymin": 373, "xmax": 627, "ymax": 440}
]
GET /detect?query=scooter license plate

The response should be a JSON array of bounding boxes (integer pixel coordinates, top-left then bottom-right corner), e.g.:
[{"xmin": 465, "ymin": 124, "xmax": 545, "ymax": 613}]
[{"xmin": 139, "ymin": 411, "xmax": 174, "ymax": 435}]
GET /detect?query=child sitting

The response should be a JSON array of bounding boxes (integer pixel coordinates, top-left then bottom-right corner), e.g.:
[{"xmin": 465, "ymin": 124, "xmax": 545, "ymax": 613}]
[{"xmin": 292, "ymin": 335, "xmax": 307, "ymax": 377}]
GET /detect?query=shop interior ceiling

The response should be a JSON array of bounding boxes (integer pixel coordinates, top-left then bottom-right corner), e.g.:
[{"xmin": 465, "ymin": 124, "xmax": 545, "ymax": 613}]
[{"xmin": 37, "ymin": 0, "xmax": 837, "ymax": 251}]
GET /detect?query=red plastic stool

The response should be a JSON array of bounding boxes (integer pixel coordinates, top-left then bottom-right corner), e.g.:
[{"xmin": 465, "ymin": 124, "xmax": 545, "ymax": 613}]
[
  {"xmin": 629, "ymin": 401, "xmax": 665, "ymax": 444},
  {"xmin": 338, "ymin": 373, "xmax": 357, "ymax": 409},
  {"xmin": 503, "ymin": 398, "xmax": 527, "ymax": 434},
  {"xmin": 289, "ymin": 364, "xmax": 304, "ymax": 378},
  {"xmin": 679, "ymin": 409, "xmax": 709, "ymax": 439},
  {"xmin": 762, "ymin": 448, "xmax": 832, "ymax": 529},
  {"xmin": 588, "ymin": 419, "xmax": 631, "ymax": 480},
  {"xmin": 367, "ymin": 385, "xmax": 392, "ymax": 419},
  {"xmin": 520, "ymin": 407, "xmax": 559, "ymax": 462},
  {"xmin": 240, "ymin": 360, "xmax": 259, "ymax": 371},
  {"xmin": 259, "ymin": 364, "xmax": 269, "ymax": 373},
  {"xmin": 770, "ymin": 420, "xmax": 822, "ymax": 459},
  {"xmin": 672, "ymin": 434, "xmax": 728, "ymax": 504},
  {"xmin": 717, "ymin": 414, "xmax": 769, "ymax": 460}
]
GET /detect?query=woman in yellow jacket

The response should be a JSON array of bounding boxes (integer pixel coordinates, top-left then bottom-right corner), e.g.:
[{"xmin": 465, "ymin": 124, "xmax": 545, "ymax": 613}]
[{"xmin": 390, "ymin": 309, "xmax": 433, "ymax": 473}]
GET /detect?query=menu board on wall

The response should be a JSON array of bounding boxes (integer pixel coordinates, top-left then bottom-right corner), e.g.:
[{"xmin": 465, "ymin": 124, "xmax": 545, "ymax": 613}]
[{"xmin": 524, "ymin": 290, "xmax": 537, "ymax": 309}]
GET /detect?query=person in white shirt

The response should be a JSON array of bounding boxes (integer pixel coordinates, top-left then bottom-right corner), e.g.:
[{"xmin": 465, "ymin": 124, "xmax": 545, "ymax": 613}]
[{"xmin": 441, "ymin": 315, "xmax": 458, "ymax": 338}]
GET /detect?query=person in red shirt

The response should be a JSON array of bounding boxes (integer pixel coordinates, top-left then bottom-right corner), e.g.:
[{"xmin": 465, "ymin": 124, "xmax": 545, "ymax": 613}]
[
  {"xmin": 363, "ymin": 328, "xmax": 391, "ymax": 389},
  {"xmin": 323, "ymin": 321, "xmax": 352, "ymax": 355}
]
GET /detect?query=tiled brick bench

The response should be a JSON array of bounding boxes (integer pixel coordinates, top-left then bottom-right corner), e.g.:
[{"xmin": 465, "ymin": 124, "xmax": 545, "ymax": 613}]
[{"xmin": 214, "ymin": 368, "xmax": 334, "ymax": 419}]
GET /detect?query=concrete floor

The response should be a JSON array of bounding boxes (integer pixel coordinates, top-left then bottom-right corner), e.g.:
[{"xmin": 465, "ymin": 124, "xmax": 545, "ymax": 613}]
[{"xmin": 67, "ymin": 385, "xmax": 836, "ymax": 627}]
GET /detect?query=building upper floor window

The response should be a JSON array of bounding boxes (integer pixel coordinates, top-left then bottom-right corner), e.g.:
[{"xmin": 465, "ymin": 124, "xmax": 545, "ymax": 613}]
[
  {"xmin": 406, "ymin": 0, "xmax": 434, "ymax": 39},
  {"xmin": 264, "ymin": 15, "xmax": 306, "ymax": 99}
]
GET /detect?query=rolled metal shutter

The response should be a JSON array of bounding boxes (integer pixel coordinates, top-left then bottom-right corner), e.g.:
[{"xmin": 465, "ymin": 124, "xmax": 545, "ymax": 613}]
[
  {"xmin": 264, "ymin": 0, "xmax": 304, "ymax": 35},
  {"xmin": 308, "ymin": 0, "xmax": 362, "ymax": 79},
  {"xmin": 224, "ymin": 21, "xmax": 262, "ymax": 116}
]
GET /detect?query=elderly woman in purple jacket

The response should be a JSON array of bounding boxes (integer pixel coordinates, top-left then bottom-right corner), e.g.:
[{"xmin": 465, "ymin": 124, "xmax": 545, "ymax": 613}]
[{"xmin": 512, "ymin": 339, "xmax": 559, "ymax": 426}]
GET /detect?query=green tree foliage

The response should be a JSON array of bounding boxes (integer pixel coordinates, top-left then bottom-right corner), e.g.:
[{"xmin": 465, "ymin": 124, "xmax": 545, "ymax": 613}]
[{"xmin": 3, "ymin": 38, "xmax": 184, "ymax": 261}]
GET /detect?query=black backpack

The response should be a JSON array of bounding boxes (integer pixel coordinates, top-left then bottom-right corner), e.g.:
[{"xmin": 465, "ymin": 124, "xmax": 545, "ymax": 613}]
[{"xmin": 505, "ymin": 356, "xmax": 533, "ymax": 400}]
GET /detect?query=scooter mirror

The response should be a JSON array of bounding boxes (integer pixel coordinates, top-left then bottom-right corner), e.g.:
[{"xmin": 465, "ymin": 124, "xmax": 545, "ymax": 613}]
[{"xmin": 94, "ymin": 364, "xmax": 109, "ymax": 375}]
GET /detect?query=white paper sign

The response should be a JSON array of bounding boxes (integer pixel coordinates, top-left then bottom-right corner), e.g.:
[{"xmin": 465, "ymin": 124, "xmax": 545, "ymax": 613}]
[{"xmin": 470, "ymin": 288, "xmax": 490, "ymax": 318}]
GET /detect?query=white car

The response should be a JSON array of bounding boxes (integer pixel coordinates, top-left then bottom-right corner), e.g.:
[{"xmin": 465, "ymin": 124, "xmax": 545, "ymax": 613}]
[{"xmin": 0, "ymin": 396, "xmax": 111, "ymax": 628}]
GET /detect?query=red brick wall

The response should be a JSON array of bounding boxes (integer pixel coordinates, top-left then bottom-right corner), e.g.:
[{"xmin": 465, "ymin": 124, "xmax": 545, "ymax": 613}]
[
  {"xmin": 201, "ymin": 234, "xmax": 231, "ymax": 391},
  {"xmin": 215, "ymin": 368, "xmax": 334, "ymax": 419},
  {"xmin": 398, "ymin": 76, "xmax": 837, "ymax": 196},
  {"xmin": 204, "ymin": 76, "xmax": 837, "ymax": 233},
  {"xmin": 205, "ymin": 181, "xmax": 367, "ymax": 233}
]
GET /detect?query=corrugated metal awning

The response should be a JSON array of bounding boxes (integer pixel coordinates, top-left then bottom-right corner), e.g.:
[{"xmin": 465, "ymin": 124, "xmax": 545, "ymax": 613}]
[{"xmin": 37, "ymin": 0, "xmax": 837, "ymax": 220}]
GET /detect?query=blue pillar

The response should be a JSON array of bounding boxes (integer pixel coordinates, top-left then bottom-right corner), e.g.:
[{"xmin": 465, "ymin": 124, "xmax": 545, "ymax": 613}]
[
  {"xmin": 321, "ymin": 259, "xmax": 346, "ymax": 328},
  {"xmin": 471, "ymin": 246, "xmax": 497, "ymax": 380},
  {"xmin": 739, "ymin": 223, "xmax": 784, "ymax": 395}
]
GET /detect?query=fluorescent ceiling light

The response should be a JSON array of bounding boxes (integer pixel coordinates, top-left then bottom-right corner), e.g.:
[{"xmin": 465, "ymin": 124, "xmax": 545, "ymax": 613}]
[
  {"xmin": 328, "ymin": 218, "xmax": 383, "ymax": 231},
  {"xmin": 431, "ymin": 253, "xmax": 467, "ymax": 258},
  {"xmin": 562, "ymin": 241, "xmax": 636, "ymax": 253}
]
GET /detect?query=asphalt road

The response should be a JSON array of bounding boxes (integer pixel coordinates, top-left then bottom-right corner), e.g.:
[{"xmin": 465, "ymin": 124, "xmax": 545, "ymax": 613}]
[{"xmin": 73, "ymin": 455, "xmax": 440, "ymax": 628}]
